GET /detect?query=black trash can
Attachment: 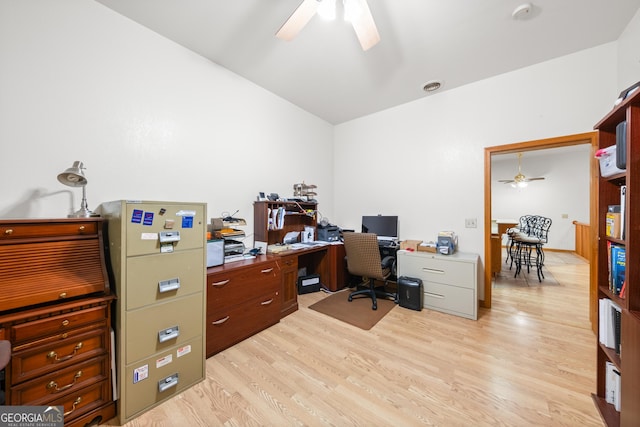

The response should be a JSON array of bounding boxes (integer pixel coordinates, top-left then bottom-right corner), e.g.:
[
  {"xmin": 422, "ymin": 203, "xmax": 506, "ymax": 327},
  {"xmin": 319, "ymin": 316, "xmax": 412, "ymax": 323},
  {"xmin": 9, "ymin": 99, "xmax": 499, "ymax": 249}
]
[{"xmin": 397, "ymin": 276, "xmax": 423, "ymax": 311}]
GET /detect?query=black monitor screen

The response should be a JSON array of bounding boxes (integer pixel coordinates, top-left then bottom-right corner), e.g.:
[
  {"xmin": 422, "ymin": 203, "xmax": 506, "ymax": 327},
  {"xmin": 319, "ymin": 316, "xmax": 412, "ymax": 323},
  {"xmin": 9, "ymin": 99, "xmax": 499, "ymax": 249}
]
[{"xmin": 361, "ymin": 215, "xmax": 398, "ymax": 240}]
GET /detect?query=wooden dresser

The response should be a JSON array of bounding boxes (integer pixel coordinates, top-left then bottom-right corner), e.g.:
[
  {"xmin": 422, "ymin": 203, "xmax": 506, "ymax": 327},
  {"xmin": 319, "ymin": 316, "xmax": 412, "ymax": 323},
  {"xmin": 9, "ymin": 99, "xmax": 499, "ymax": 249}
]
[
  {"xmin": 0, "ymin": 218, "xmax": 116, "ymax": 427},
  {"xmin": 206, "ymin": 256, "xmax": 281, "ymax": 357}
]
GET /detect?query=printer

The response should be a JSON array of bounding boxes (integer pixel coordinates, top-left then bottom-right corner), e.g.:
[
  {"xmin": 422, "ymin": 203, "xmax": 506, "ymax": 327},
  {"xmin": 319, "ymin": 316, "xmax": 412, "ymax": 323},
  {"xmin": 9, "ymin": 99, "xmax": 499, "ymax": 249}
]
[{"xmin": 317, "ymin": 223, "xmax": 340, "ymax": 242}]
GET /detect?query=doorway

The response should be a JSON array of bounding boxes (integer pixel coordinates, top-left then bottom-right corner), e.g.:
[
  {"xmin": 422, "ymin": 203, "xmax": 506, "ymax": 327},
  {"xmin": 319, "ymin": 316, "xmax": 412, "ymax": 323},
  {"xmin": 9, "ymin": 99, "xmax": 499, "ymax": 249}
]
[{"xmin": 483, "ymin": 132, "xmax": 599, "ymax": 329}]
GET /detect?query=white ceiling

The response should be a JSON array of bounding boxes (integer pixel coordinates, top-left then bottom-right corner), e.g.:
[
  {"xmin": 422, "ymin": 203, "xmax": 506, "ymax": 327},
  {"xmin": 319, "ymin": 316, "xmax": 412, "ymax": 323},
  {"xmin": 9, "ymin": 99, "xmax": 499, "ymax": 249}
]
[{"xmin": 95, "ymin": 0, "xmax": 640, "ymax": 124}]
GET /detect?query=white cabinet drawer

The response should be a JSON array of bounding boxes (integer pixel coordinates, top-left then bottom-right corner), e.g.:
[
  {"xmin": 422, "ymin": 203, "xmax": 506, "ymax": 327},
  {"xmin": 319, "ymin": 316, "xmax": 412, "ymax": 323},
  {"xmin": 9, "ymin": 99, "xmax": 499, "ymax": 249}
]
[
  {"xmin": 424, "ymin": 282, "xmax": 475, "ymax": 319},
  {"xmin": 398, "ymin": 251, "xmax": 475, "ymax": 289}
]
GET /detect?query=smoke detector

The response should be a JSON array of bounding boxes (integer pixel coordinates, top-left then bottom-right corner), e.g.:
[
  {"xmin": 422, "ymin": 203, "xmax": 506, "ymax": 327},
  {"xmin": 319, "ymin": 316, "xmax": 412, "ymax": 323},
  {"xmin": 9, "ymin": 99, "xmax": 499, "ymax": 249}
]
[
  {"xmin": 512, "ymin": 3, "xmax": 533, "ymax": 20},
  {"xmin": 423, "ymin": 80, "xmax": 442, "ymax": 93}
]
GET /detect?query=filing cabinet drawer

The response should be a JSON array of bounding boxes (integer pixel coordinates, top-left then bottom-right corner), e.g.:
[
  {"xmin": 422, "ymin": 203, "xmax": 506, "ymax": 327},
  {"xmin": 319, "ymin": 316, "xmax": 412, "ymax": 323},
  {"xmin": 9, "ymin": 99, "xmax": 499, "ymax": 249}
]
[
  {"xmin": 10, "ymin": 355, "xmax": 109, "ymax": 405},
  {"xmin": 125, "ymin": 293, "xmax": 203, "ymax": 364},
  {"xmin": 11, "ymin": 304, "xmax": 108, "ymax": 344},
  {"xmin": 206, "ymin": 290, "xmax": 280, "ymax": 356},
  {"xmin": 124, "ymin": 203, "xmax": 205, "ymax": 257},
  {"xmin": 123, "ymin": 337, "xmax": 204, "ymax": 420},
  {"xmin": 399, "ymin": 253, "xmax": 475, "ymax": 289},
  {"xmin": 11, "ymin": 326, "xmax": 109, "ymax": 384},
  {"xmin": 424, "ymin": 282, "xmax": 475, "ymax": 319},
  {"xmin": 207, "ymin": 261, "xmax": 280, "ymax": 307},
  {"xmin": 126, "ymin": 249, "xmax": 205, "ymax": 310}
]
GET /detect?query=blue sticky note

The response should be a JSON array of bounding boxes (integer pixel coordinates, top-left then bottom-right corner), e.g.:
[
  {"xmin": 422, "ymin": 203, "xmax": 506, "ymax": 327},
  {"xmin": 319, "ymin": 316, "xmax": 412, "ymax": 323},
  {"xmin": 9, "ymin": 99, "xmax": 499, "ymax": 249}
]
[
  {"xmin": 131, "ymin": 209, "xmax": 143, "ymax": 224},
  {"xmin": 182, "ymin": 216, "xmax": 193, "ymax": 228},
  {"xmin": 143, "ymin": 212, "xmax": 154, "ymax": 226}
]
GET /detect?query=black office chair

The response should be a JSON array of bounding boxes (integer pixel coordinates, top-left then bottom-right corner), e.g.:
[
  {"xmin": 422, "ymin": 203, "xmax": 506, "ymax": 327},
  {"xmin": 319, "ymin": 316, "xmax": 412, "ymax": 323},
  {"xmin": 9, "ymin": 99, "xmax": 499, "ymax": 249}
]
[{"xmin": 343, "ymin": 232, "xmax": 397, "ymax": 310}]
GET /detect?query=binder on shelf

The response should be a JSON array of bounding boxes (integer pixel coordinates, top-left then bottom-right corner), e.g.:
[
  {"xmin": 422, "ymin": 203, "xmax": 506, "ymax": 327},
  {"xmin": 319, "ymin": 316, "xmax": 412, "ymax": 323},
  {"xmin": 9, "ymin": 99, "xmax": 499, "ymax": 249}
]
[
  {"xmin": 620, "ymin": 185, "xmax": 626, "ymax": 240},
  {"xmin": 610, "ymin": 244, "xmax": 625, "ymax": 295},
  {"xmin": 599, "ymin": 298, "xmax": 622, "ymax": 352},
  {"xmin": 605, "ymin": 361, "xmax": 621, "ymax": 411}
]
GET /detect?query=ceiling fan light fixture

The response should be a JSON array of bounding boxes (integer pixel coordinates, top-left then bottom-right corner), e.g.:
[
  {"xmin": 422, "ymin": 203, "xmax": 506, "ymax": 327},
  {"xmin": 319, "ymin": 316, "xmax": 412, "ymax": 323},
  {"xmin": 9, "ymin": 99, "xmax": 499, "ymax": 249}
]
[{"xmin": 318, "ymin": 0, "xmax": 337, "ymax": 20}]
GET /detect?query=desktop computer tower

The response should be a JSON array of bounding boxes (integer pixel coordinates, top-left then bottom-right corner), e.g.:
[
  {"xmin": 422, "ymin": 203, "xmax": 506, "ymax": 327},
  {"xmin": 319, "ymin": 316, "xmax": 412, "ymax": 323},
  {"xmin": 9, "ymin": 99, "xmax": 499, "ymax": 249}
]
[{"xmin": 397, "ymin": 276, "xmax": 423, "ymax": 311}]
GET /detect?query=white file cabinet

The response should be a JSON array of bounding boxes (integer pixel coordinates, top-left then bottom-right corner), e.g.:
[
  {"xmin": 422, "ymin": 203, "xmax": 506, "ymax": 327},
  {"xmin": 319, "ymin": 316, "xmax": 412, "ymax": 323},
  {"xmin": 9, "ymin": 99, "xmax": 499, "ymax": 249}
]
[
  {"xmin": 397, "ymin": 250, "xmax": 479, "ymax": 320},
  {"xmin": 99, "ymin": 200, "xmax": 207, "ymax": 424}
]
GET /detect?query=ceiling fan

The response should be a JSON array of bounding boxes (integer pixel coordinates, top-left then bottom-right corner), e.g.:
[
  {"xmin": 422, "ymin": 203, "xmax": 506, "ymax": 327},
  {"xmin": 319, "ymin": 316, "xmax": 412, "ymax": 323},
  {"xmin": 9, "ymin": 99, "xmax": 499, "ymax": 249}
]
[
  {"xmin": 498, "ymin": 152, "xmax": 545, "ymax": 188},
  {"xmin": 276, "ymin": 0, "xmax": 380, "ymax": 51}
]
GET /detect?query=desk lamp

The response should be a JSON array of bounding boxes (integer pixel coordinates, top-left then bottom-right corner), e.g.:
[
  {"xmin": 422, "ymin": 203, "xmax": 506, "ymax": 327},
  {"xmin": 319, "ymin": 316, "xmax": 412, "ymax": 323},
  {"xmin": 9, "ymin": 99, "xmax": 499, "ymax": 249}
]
[{"xmin": 57, "ymin": 161, "xmax": 99, "ymax": 218}]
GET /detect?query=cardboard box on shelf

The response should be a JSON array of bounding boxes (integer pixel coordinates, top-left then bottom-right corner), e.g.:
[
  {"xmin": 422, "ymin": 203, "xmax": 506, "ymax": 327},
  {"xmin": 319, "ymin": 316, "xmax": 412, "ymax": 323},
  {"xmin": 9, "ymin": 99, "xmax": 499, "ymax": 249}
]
[{"xmin": 400, "ymin": 240, "xmax": 422, "ymax": 251}]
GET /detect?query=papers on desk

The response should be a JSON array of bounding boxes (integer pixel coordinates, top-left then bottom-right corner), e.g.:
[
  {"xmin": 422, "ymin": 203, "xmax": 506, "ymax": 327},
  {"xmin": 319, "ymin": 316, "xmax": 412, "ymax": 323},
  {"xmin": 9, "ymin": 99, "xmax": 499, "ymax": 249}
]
[{"xmin": 289, "ymin": 241, "xmax": 330, "ymax": 250}]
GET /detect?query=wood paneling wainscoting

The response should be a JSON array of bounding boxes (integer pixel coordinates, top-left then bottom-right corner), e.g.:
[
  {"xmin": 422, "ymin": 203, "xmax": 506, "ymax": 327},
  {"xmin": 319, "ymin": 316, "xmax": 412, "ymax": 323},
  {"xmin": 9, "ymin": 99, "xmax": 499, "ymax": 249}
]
[{"xmin": 573, "ymin": 220, "xmax": 592, "ymax": 263}]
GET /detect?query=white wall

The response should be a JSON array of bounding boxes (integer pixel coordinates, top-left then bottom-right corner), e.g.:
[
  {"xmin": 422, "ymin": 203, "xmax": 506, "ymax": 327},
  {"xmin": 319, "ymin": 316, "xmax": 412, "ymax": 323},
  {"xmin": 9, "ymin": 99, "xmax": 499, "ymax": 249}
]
[
  {"xmin": 333, "ymin": 44, "xmax": 618, "ymax": 298},
  {"xmin": 491, "ymin": 146, "xmax": 592, "ymax": 250},
  {"xmin": 618, "ymin": 7, "xmax": 640, "ymax": 91},
  {"xmin": 0, "ymin": 0, "xmax": 333, "ymax": 248}
]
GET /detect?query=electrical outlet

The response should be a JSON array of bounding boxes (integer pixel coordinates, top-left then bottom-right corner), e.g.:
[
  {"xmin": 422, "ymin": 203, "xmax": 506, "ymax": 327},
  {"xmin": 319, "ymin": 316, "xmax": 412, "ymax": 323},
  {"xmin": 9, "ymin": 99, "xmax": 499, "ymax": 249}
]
[{"xmin": 465, "ymin": 218, "xmax": 477, "ymax": 228}]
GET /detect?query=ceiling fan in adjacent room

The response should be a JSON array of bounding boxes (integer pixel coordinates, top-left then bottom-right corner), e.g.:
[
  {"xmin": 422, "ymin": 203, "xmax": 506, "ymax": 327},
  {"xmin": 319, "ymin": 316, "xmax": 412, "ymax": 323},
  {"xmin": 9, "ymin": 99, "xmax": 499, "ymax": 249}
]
[
  {"xmin": 276, "ymin": 0, "xmax": 380, "ymax": 51},
  {"xmin": 498, "ymin": 152, "xmax": 545, "ymax": 188}
]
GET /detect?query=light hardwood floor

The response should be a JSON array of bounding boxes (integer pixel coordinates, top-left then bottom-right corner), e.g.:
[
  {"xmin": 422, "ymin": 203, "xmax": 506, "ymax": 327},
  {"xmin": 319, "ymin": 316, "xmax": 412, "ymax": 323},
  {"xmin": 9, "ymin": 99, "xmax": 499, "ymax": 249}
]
[{"xmin": 109, "ymin": 251, "xmax": 602, "ymax": 426}]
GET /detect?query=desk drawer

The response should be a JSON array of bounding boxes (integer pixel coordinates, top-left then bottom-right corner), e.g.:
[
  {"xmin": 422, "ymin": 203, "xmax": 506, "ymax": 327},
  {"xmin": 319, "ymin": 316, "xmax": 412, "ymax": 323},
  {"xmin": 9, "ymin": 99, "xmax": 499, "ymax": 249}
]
[
  {"xmin": 12, "ymin": 305, "xmax": 108, "ymax": 344},
  {"xmin": 125, "ymin": 293, "xmax": 203, "ymax": 364},
  {"xmin": 126, "ymin": 250, "xmax": 204, "ymax": 310},
  {"xmin": 206, "ymin": 291, "xmax": 280, "ymax": 357},
  {"xmin": 50, "ymin": 379, "xmax": 112, "ymax": 426},
  {"xmin": 424, "ymin": 282, "xmax": 475, "ymax": 319},
  {"xmin": 207, "ymin": 261, "xmax": 280, "ymax": 306},
  {"xmin": 0, "ymin": 221, "xmax": 98, "ymax": 241},
  {"xmin": 123, "ymin": 337, "xmax": 203, "ymax": 420},
  {"xmin": 10, "ymin": 355, "xmax": 109, "ymax": 405},
  {"xmin": 11, "ymin": 326, "xmax": 108, "ymax": 384}
]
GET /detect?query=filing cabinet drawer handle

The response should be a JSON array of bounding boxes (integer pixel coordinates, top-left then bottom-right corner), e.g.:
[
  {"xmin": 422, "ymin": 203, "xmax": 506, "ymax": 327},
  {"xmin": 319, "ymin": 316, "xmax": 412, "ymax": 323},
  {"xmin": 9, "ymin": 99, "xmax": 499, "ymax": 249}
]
[
  {"xmin": 260, "ymin": 298, "xmax": 274, "ymax": 306},
  {"xmin": 158, "ymin": 373, "xmax": 179, "ymax": 392},
  {"xmin": 261, "ymin": 268, "xmax": 274, "ymax": 274},
  {"xmin": 158, "ymin": 326, "xmax": 180, "ymax": 343},
  {"xmin": 425, "ymin": 292, "xmax": 445, "ymax": 299},
  {"xmin": 47, "ymin": 342, "xmax": 83, "ymax": 362},
  {"xmin": 4, "ymin": 229, "xmax": 13, "ymax": 235},
  {"xmin": 47, "ymin": 370, "xmax": 82, "ymax": 393},
  {"xmin": 211, "ymin": 316, "xmax": 230, "ymax": 325},
  {"xmin": 158, "ymin": 278, "xmax": 181, "ymax": 293},
  {"xmin": 211, "ymin": 279, "xmax": 230, "ymax": 287},
  {"xmin": 422, "ymin": 268, "xmax": 445, "ymax": 275}
]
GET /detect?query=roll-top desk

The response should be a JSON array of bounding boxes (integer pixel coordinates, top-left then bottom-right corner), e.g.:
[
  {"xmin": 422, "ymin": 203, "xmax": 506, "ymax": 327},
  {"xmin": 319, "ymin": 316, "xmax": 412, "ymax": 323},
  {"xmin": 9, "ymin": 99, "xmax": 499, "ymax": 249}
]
[{"xmin": 0, "ymin": 218, "xmax": 116, "ymax": 427}]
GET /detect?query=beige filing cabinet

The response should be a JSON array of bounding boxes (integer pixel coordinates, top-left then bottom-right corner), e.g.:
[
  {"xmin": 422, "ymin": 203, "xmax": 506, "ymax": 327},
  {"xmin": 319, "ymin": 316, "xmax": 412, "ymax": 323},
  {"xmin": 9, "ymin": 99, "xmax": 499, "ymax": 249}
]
[
  {"xmin": 99, "ymin": 201, "xmax": 207, "ymax": 424},
  {"xmin": 397, "ymin": 250, "xmax": 480, "ymax": 320}
]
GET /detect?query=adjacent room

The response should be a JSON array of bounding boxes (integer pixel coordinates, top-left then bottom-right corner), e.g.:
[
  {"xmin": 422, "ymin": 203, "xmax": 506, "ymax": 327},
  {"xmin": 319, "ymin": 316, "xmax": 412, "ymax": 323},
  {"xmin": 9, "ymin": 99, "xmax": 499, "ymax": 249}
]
[{"xmin": 1, "ymin": 1, "xmax": 639, "ymax": 426}]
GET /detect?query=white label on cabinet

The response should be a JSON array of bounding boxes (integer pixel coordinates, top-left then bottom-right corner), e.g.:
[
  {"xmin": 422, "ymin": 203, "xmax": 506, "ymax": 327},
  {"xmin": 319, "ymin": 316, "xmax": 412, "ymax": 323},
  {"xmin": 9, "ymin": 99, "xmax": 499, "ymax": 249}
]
[
  {"xmin": 177, "ymin": 345, "xmax": 192, "ymax": 358},
  {"xmin": 156, "ymin": 354, "xmax": 173, "ymax": 368},
  {"xmin": 141, "ymin": 233, "xmax": 158, "ymax": 240},
  {"xmin": 133, "ymin": 364, "xmax": 149, "ymax": 384}
]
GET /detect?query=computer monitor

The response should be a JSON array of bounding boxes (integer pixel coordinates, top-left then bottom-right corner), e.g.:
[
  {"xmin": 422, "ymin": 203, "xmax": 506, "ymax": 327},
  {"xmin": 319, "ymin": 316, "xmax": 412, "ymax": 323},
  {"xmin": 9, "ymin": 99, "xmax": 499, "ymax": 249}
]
[{"xmin": 361, "ymin": 215, "xmax": 398, "ymax": 241}]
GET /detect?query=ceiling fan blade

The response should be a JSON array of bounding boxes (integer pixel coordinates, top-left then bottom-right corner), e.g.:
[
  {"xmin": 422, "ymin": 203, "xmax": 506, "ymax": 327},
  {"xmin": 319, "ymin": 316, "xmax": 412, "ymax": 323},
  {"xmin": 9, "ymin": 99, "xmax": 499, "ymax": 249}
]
[
  {"xmin": 498, "ymin": 180, "xmax": 515, "ymax": 183},
  {"xmin": 276, "ymin": 0, "xmax": 320, "ymax": 41},
  {"xmin": 526, "ymin": 177, "xmax": 546, "ymax": 181},
  {"xmin": 350, "ymin": 0, "xmax": 380, "ymax": 51}
]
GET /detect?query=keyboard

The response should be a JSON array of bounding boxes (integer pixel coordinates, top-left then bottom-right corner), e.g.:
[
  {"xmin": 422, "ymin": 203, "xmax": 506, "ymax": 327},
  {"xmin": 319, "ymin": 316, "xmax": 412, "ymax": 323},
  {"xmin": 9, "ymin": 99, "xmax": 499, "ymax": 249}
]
[{"xmin": 378, "ymin": 240, "xmax": 395, "ymax": 248}]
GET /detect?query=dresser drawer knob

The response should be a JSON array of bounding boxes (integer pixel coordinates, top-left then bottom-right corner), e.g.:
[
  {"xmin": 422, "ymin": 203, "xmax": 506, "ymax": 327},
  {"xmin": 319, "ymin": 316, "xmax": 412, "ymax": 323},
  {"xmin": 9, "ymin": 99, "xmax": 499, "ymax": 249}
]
[
  {"xmin": 47, "ymin": 342, "xmax": 83, "ymax": 362},
  {"xmin": 59, "ymin": 292, "xmax": 67, "ymax": 299},
  {"xmin": 261, "ymin": 268, "xmax": 274, "ymax": 274},
  {"xmin": 4, "ymin": 229, "xmax": 13, "ymax": 235},
  {"xmin": 61, "ymin": 320, "xmax": 70, "ymax": 327},
  {"xmin": 78, "ymin": 225, "xmax": 85, "ymax": 232},
  {"xmin": 211, "ymin": 316, "xmax": 230, "ymax": 325},
  {"xmin": 211, "ymin": 279, "xmax": 230, "ymax": 287},
  {"xmin": 260, "ymin": 298, "xmax": 274, "ymax": 306},
  {"xmin": 64, "ymin": 397, "xmax": 82, "ymax": 417},
  {"xmin": 47, "ymin": 370, "xmax": 82, "ymax": 393}
]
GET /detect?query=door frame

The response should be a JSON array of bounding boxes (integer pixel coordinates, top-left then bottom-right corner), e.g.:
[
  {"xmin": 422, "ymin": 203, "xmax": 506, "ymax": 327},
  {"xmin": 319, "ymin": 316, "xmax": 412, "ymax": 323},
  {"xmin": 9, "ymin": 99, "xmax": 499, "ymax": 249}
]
[{"xmin": 483, "ymin": 132, "xmax": 599, "ymax": 329}]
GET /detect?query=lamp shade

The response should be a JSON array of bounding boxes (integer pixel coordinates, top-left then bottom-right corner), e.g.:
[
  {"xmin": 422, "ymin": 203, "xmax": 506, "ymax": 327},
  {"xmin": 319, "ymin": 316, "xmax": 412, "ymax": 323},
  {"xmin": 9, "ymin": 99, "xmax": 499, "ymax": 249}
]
[{"xmin": 57, "ymin": 161, "xmax": 87, "ymax": 187}]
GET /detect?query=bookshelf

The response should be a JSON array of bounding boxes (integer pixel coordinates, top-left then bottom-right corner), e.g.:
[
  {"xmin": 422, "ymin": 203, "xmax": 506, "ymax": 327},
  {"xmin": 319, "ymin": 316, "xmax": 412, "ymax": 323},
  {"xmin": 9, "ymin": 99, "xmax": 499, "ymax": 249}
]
[{"xmin": 592, "ymin": 87, "xmax": 640, "ymax": 426}]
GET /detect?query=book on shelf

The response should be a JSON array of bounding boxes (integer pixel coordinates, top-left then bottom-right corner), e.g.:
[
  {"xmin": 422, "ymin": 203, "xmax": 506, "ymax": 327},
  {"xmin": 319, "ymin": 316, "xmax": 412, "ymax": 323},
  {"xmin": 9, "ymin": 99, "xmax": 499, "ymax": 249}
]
[
  {"xmin": 620, "ymin": 185, "xmax": 626, "ymax": 240},
  {"xmin": 599, "ymin": 298, "xmax": 622, "ymax": 353},
  {"xmin": 605, "ymin": 360, "xmax": 621, "ymax": 412},
  {"xmin": 610, "ymin": 244, "xmax": 626, "ymax": 295}
]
